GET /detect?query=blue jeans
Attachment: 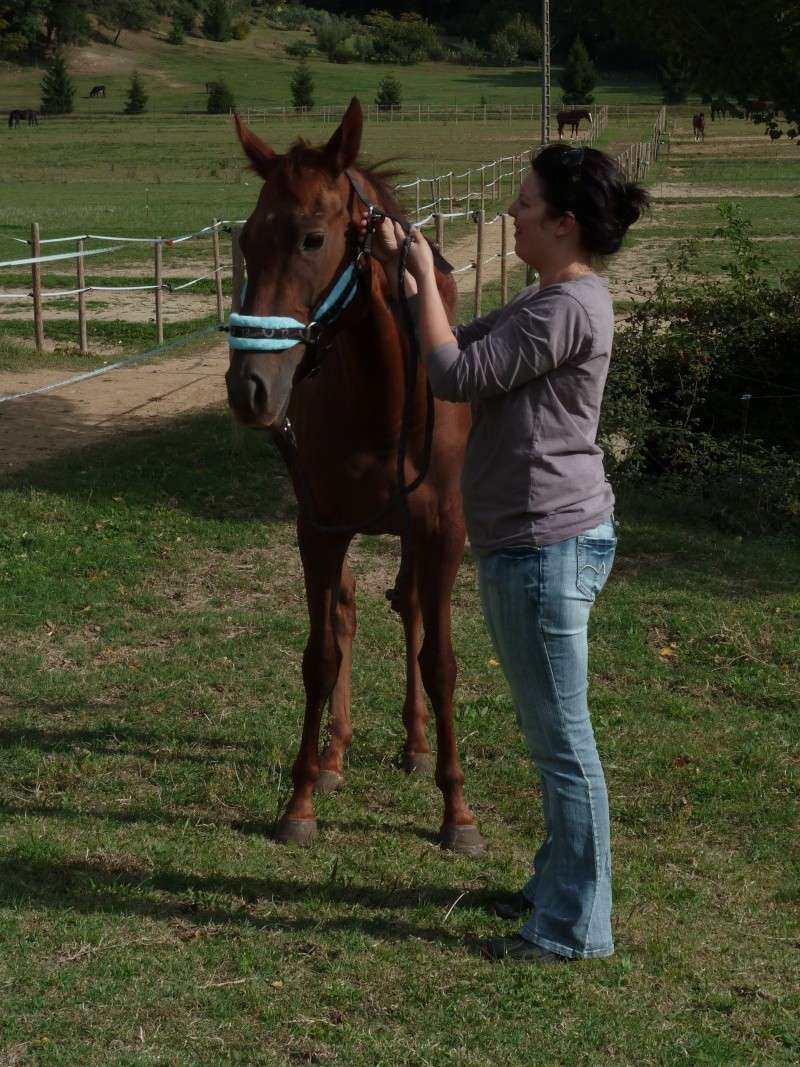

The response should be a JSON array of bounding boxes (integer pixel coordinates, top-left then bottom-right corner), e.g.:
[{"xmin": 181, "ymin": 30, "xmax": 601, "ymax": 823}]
[{"xmin": 476, "ymin": 516, "xmax": 617, "ymax": 959}]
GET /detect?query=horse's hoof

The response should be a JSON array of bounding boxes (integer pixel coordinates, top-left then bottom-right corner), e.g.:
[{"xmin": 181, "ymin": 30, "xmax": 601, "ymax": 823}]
[
  {"xmin": 440, "ymin": 824, "xmax": 487, "ymax": 857},
  {"xmin": 274, "ymin": 815, "xmax": 318, "ymax": 846},
  {"xmin": 314, "ymin": 770, "xmax": 344, "ymax": 794},
  {"xmin": 402, "ymin": 751, "xmax": 435, "ymax": 776}
]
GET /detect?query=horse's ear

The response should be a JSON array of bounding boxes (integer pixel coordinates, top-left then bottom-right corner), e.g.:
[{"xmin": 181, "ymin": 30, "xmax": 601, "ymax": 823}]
[
  {"xmin": 323, "ymin": 97, "xmax": 363, "ymax": 175},
  {"xmin": 234, "ymin": 113, "xmax": 277, "ymax": 180}
]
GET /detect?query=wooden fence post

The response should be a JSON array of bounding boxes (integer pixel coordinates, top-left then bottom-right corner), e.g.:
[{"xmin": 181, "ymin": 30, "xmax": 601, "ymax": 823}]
[
  {"xmin": 30, "ymin": 222, "xmax": 45, "ymax": 353},
  {"xmin": 154, "ymin": 238, "xmax": 164, "ymax": 344},
  {"xmin": 76, "ymin": 238, "xmax": 88, "ymax": 356},
  {"xmin": 231, "ymin": 225, "xmax": 244, "ymax": 314},
  {"xmin": 448, "ymin": 171, "xmax": 454, "ymax": 213},
  {"xmin": 500, "ymin": 213, "xmax": 508, "ymax": 306},
  {"xmin": 473, "ymin": 210, "xmax": 485, "ymax": 317},
  {"xmin": 211, "ymin": 218, "xmax": 224, "ymax": 324},
  {"xmin": 435, "ymin": 212, "xmax": 444, "ymax": 254}
]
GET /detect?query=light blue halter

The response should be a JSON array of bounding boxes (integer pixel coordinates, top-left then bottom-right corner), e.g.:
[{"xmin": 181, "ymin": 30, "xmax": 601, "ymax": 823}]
[{"xmin": 227, "ymin": 262, "xmax": 360, "ymax": 351}]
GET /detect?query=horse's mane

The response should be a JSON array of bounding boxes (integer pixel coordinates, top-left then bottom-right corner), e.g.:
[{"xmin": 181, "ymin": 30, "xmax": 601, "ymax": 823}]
[{"xmin": 282, "ymin": 139, "xmax": 405, "ymax": 221}]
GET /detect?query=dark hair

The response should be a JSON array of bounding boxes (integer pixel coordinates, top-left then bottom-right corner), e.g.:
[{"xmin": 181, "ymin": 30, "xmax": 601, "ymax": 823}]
[{"xmin": 530, "ymin": 144, "xmax": 650, "ymax": 256}]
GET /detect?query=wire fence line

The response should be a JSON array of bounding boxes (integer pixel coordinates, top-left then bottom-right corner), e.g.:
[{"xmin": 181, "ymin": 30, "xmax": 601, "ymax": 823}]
[{"xmin": 2, "ymin": 107, "xmax": 664, "ymax": 354}]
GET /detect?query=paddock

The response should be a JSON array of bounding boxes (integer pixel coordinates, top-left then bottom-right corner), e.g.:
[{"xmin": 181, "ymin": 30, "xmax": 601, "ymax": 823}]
[{"xmin": 1, "ymin": 100, "xmax": 798, "ymax": 1066}]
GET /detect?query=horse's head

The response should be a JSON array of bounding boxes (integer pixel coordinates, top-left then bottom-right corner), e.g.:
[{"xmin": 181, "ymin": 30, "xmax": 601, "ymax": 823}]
[{"xmin": 225, "ymin": 97, "xmax": 367, "ymax": 428}]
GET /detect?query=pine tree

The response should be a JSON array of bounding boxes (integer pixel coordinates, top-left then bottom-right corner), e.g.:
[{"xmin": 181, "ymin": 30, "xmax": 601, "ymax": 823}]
[
  {"xmin": 559, "ymin": 37, "xmax": 597, "ymax": 106},
  {"xmin": 375, "ymin": 74, "xmax": 401, "ymax": 112},
  {"xmin": 203, "ymin": 0, "xmax": 232, "ymax": 43},
  {"xmin": 40, "ymin": 51, "xmax": 75, "ymax": 115},
  {"xmin": 167, "ymin": 17, "xmax": 185, "ymax": 46},
  {"xmin": 207, "ymin": 79, "xmax": 235, "ymax": 114},
  {"xmin": 290, "ymin": 59, "xmax": 314, "ymax": 111},
  {"xmin": 124, "ymin": 71, "xmax": 148, "ymax": 114}
]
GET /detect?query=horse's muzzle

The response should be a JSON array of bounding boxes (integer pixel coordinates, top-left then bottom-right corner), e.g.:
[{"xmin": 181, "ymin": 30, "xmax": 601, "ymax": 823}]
[{"xmin": 226, "ymin": 348, "xmax": 303, "ymax": 428}]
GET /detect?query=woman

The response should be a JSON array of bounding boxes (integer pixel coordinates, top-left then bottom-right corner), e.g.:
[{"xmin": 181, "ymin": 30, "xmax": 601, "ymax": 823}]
[{"xmin": 364, "ymin": 144, "xmax": 649, "ymax": 963}]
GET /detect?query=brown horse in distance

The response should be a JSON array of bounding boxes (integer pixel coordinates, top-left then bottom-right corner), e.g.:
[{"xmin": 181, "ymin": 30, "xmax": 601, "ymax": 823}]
[
  {"xmin": 225, "ymin": 98, "xmax": 485, "ymax": 855},
  {"xmin": 557, "ymin": 108, "xmax": 593, "ymax": 138},
  {"xmin": 692, "ymin": 112, "xmax": 706, "ymax": 142}
]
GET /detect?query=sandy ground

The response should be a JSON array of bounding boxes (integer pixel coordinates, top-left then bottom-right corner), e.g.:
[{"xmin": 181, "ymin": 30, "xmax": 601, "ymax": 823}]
[{"xmin": 0, "ymin": 335, "xmax": 230, "ymax": 476}]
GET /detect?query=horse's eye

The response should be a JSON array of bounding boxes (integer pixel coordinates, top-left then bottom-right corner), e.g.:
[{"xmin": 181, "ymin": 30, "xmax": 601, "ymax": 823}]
[{"xmin": 302, "ymin": 232, "xmax": 325, "ymax": 251}]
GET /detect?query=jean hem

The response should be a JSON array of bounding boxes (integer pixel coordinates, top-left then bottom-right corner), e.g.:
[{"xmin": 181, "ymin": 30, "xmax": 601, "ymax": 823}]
[{"xmin": 520, "ymin": 929, "xmax": 614, "ymax": 960}]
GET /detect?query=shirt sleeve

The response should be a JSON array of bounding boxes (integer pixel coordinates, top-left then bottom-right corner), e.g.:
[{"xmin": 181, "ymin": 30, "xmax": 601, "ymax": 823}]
[
  {"xmin": 425, "ymin": 291, "xmax": 592, "ymax": 403},
  {"xmin": 453, "ymin": 306, "xmax": 505, "ymax": 347}
]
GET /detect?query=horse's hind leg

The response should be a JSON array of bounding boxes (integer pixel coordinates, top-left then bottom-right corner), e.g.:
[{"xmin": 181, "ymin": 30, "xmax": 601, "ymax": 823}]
[
  {"xmin": 316, "ymin": 561, "xmax": 356, "ymax": 793},
  {"xmin": 275, "ymin": 527, "xmax": 351, "ymax": 845},
  {"xmin": 415, "ymin": 527, "xmax": 485, "ymax": 856}
]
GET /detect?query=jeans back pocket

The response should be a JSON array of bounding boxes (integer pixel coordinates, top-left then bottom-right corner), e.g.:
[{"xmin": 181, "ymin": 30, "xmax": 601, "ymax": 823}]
[{"xmin": 576, "ymin": 529, "xmax": 617, "ymax": 601}]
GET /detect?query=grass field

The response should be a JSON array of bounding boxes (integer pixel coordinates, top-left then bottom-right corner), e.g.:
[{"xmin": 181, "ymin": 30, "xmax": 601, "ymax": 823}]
[
  {"xmin": 1, "ymin": 24, "xmax": 799, "ymax": 1067},
  {"xmin": 1, "ymin": 413, "xmax": 798, "ymax": 1066}
]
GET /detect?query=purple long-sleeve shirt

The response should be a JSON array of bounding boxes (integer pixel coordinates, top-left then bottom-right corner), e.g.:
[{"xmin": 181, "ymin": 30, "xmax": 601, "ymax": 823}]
[{"xmin": 426, "ymin": 274, "xmax": 615, "ymax": 552}]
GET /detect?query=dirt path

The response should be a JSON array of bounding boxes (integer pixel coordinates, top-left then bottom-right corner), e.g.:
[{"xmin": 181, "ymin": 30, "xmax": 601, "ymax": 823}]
[{"xmin": 0, "ymin": 334, "xmax": 230, "ymax": 476}]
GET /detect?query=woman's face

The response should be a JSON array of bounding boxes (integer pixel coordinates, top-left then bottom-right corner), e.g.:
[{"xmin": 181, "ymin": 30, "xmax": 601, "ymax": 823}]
[{"xmin": 508, "ymin": 170, "xmax": 566, "ymax": 269}]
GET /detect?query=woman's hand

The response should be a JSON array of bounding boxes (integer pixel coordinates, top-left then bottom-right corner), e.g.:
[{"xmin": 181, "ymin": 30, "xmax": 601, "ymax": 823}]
[
  {"xmin": 358, "ymin": 212, "xmax": 401, "ymax": 268},
  {"xmin": 401, "ymin": 224, "xmax": 435, "ymax": 284},
  {"xmin": 358, "ymin": 214, "xmax": 435, "ymax": 284}
]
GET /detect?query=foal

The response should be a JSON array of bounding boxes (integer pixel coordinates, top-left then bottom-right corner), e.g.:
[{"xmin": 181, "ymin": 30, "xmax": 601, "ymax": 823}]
[{"xmin": 225, "ymin": 99, "xmax": 485, "ymax": 855}]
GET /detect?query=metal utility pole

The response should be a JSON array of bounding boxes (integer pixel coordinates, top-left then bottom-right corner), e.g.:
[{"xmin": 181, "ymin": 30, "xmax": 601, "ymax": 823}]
[{"xmin": 541, "ymin": 0, "xmax": 551, "ymax": 146}]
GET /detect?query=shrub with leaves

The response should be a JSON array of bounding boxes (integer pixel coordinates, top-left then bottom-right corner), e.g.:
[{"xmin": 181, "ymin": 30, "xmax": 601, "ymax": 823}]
[
  {"xmin": 602, "ymin": 204, "xmax": 800, "ymax": 529},
  {"xmin": 451, "ymin": 38, "xmax": 487, "ymax": 66},
  {"xmin": 489, "ymin": 29, "xmax": 518, "ymax": 67},
  {"xmin": 207, "ymin": 79, "xmax": 235, "ymax": 114},
  {"xmin": 375, "ymin": 74, "xmax": 401, "ymax": 112},
  {"xmin": 285, "ymin": 39, "xmax": 313, "ymax": 58},
  {"xmin": 504, "ymin": 13, "xmax": 542, "ymax": 62},
  {"xmin": 365, "ymin": 10, "xmax": 440, "ymax": 65}
]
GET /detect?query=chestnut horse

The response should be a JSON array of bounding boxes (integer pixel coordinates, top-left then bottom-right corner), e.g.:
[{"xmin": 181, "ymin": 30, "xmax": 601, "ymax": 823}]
[{"xmin": 225, "ymin": 98, "xmax": 485, "ymax": 855}]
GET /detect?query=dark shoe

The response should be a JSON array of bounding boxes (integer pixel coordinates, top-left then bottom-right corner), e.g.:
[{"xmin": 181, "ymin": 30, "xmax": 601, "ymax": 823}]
[
  {"xmin": 491, "ymin": 891, "xmax": 533, "ymax": 921},
  {"xmin": 479, "ymin": 935, "xmax": 568, "ymax": 963}
]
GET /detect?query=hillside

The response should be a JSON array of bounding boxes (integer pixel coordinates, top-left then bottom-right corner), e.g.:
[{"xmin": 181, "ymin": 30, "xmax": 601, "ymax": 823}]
[{"xmin": 1, "ymin": 20, "xmax": 662, "ymax": 115}]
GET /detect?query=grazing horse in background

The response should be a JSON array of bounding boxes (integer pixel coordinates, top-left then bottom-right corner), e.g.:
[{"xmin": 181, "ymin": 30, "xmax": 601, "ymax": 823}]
[
  {"xmin": 8, "ymin": 109, "xmax": 38, "ymax": 128},
  {"xmin": 225, "ymin": 97, "xmax": 485, "ymax": 855},
  {"xmin": 556, "ymin": 108, "xmax": 593, "ymax": 139},
  {"xmin": 692, "ymin": 112, "xmax": 705, "ymax": 142},
  {"xmin": 89, "ymin": 85, "xmax": 106, "ymax": 98}
]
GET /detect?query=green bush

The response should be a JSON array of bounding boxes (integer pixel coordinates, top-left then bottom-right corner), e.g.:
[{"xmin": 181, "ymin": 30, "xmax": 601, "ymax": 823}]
[
  {"xmin": 489, "ymin": 29, "xmax": 518, "ymax": 67},
  {"xmin": 365, "ymin": 10, "xmax": 440, "ymax": 65},
  {"xmin": 602, "ymin": 204, "xmax": 800, "ymax": 528},
  {"xmin": 167, "ymin": 18, "xmax": 185, "ymax": 45},
  {"xmin": 285, "ymin": 39, "xmax": 313, "ymax": 58},
  {"xmin": 450, "ymin": 39, "xmax": 487, "ymax": 66},
  {"xmin": 375, "ymin": 74, "xmax": 401, "ymax": 112},
  {"xmin": 504, "ymin": 13, "xmax": 542, "ymax": 62},
  {"xmin": 207, "ymin": 79, "xmax": 235, "ymax": 114},
  {"xmin": 203, "ymin": 0, "xmax": 233, "ymax": 42}
]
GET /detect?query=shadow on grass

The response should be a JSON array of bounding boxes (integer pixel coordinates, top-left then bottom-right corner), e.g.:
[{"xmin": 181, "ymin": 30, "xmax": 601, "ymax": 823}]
[
  {"xmin": 3, "ymin": 405, "xmax": 294, "ymax": 528},
  {"xmin": 0, "ymin": 851, "xmax": 489, "ymax": 943},
  {"xmin": 0, "ymin": 723, "xmax": 270, "ymax": 768}
]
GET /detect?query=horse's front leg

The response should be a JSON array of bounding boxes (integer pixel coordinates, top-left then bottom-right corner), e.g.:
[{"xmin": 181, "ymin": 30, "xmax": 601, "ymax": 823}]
[
  {"xmin": 316, "ymin": 561, "xmax": 357, "ymax": 793},
  {"xmin": 415, "ymin": 524, "xmax": 486, "ymax": 856},
  {"xmin": 275, "ymin": 525, "xmax": 351, "ymax": 845},
  {"xmin": 393, "ymin": 559, "xmax": 434, "ymax": 775}
]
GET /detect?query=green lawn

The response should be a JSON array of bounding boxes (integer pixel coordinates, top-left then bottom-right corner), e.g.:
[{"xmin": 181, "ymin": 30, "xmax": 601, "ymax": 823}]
[{"xmin": 0, "ymin": 414, "xmax": 798, "ymax": 1066}]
